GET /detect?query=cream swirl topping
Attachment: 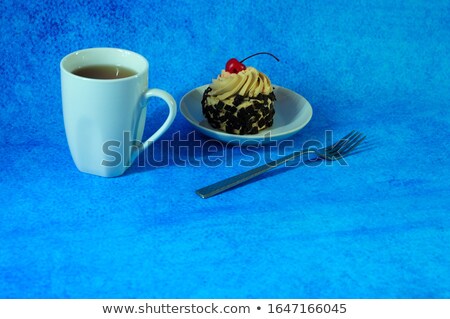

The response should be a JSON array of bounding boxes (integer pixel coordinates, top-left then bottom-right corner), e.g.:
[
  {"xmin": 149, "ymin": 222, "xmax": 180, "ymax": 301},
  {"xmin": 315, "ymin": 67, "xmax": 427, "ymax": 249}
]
[{"xmin": 208, "ymin": 67, "xmax": 273, "ymax": 101}]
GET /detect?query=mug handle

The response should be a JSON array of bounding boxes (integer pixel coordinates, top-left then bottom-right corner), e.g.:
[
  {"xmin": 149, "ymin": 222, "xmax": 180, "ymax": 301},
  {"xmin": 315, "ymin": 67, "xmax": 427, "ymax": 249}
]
[{"xmin": 132, "ymin": 88, "xmax": 177, "ymax": 161}]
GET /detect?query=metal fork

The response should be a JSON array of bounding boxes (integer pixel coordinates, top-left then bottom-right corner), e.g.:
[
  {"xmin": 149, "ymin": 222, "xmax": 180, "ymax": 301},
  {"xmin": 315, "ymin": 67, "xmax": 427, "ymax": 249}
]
[{"xmin": 196, "ymin": 131, "xmax": 366, "ymax": 199}]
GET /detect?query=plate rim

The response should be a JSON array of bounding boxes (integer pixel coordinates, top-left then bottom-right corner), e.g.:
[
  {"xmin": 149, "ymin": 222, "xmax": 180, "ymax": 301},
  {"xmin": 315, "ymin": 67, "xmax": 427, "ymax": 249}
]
[{"xmin": 180, "ymin": 84, "xmax": 313, "ymax": 142}]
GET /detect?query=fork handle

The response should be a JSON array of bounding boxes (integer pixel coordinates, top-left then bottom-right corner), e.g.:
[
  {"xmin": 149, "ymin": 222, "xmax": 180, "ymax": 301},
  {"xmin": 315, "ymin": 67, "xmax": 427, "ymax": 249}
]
[{"xmin": 196, "ymin": 149, "xmax": 312, "ymax": 199}]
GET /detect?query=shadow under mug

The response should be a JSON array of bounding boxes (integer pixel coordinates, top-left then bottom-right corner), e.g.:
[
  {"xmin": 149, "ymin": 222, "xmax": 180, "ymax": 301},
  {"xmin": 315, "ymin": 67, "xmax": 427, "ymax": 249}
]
[{"xmin": 60, "ymin": 48, "xmax": 177, "ymax": 177}]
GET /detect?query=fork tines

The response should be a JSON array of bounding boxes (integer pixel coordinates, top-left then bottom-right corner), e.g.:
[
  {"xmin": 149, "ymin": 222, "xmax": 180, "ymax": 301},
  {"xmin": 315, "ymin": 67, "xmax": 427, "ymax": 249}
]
[{"xmin": 327, "ymin": 131, "xmax": 366, "ymax": 159}]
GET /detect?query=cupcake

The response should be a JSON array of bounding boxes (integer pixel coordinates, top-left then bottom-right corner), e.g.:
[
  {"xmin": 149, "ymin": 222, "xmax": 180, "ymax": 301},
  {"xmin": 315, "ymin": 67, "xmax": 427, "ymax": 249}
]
[{"xmin": 201, "ymin": 53, "xmax": 278, "ymax": 135}]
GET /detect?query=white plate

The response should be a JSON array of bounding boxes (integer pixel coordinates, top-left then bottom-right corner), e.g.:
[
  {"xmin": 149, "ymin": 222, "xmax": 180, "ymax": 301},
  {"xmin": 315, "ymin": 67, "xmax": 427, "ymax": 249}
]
[{"xmin": 180, "ymin": 85, "xmax": 313, "ymax": 144}]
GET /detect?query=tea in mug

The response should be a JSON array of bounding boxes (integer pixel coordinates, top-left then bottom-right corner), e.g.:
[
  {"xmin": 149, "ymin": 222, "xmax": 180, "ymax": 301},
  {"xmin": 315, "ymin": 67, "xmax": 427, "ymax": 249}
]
[{"xmin": 72, "ymin": 65, "xmax": 137, "ymax": 79}]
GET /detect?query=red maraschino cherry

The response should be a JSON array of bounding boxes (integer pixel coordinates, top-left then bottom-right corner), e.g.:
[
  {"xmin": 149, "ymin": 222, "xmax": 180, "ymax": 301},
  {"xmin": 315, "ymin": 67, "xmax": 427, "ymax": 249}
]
[
  {"xmin": 225, "ymin": 58, "xmax": 246, "ymax": 74},
  {"xmin": 225, "ymin": 52, "xmax": 280, "ymax": 74}
]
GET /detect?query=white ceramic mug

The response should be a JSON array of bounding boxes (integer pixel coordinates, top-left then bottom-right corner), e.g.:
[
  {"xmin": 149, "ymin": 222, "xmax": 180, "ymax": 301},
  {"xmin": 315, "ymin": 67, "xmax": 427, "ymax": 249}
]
[{"xmin": 60, "ymin": 48, "xmax": 177, "ymax": 177}]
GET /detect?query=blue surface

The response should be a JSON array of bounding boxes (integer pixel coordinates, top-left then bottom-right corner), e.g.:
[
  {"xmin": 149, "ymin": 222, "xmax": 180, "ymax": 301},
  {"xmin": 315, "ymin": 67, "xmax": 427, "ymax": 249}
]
[{"xmin": 1, "ymin": 0, "xmax": 449, "ymax": 298}]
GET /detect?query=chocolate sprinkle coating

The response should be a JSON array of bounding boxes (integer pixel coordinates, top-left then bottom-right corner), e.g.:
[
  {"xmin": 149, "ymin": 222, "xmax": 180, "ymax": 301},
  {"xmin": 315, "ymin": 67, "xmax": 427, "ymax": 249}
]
[{"xmin": 201, "ymin": 88, "xmax": 276, "ymax": 135}]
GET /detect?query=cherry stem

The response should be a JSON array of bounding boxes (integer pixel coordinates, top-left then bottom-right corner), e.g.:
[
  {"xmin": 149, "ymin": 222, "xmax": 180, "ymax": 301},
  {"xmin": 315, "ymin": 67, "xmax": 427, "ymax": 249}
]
[{"xmin": 240, "ymin": 52, "xmax": 280, "ymax": 63}]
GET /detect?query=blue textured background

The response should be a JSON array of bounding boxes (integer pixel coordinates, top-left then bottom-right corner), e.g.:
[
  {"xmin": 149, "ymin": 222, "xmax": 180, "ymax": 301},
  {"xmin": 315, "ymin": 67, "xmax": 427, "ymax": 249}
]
[{"xmin": 1, "ymin": 0, "xmax": 449, "ymax": 298}]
